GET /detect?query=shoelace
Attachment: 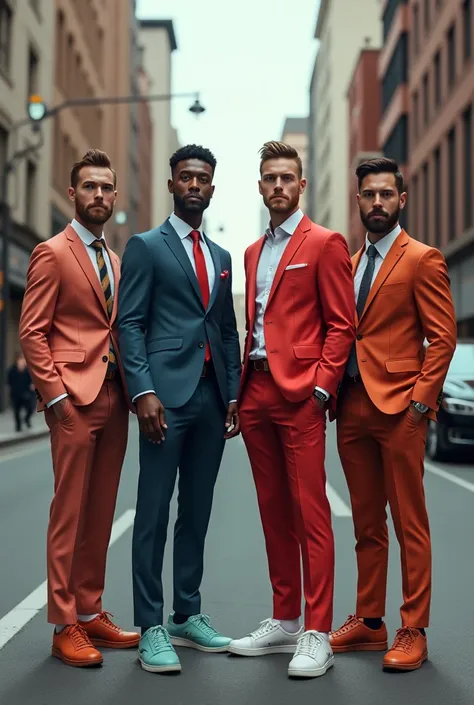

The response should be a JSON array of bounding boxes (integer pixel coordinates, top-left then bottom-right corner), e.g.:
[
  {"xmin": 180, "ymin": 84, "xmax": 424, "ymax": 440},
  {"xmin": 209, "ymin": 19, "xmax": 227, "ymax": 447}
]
[
  {"xmin": 188, "ymin": 614, "xmax": 217, "ymax": 637},
  {"xmin": 98, "ymin": 611, "xmax": 122, "ymax": 633},
  {"xmin": 68, "ymin": 625, "xmax": 93, "ymax": 650},
  {"xmin": 332, "ymin": 615, "xmax": 360, "ymax": 636},
  {"xmin": 294, "ymin": 631, "xmax": 325, "ymax": 658},
  {"xmin": 248, "ymin": 618, "xmax": 279, "ymax": 639},
  {"xmin": 391, "ymin": 627, "xmax": 420, "ymax": 654},
  {"xmin": 148, "ymin": 626, "xmax": 173, "ymax": 652}
]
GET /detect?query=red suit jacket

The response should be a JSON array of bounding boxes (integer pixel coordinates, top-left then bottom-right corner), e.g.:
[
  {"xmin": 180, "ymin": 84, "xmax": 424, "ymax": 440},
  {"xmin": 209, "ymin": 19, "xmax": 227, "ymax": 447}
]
[{"xmin": 239, "ymin": 215, "xmax": 356, "ymax": 418}]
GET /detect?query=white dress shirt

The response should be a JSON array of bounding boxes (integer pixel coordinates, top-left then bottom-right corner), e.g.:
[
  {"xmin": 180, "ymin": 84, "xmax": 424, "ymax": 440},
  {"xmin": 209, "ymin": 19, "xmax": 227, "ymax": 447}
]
[
  {"xmin": 47, "ymin": 219, "xmax": 114, "ymax": 407},
  {"xmin": 354, "ymin": 223, "xmax": 402, "ymax": 300},
  {"xmin": 249, "ymin": 208, "xmax": 329, "ymax": 400}
]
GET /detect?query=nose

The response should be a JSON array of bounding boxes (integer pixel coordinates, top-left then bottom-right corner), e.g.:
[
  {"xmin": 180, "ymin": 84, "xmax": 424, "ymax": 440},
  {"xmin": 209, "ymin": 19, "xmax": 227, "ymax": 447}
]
[
  {"xmin": 189, "ymin": 177, "xmax": 200, "ymax": 192},
  {"xmin": 373, "ymin": 192, "xmax": 383, "ymax": 208},
  {"xmin": 94, "ymin": 188, "xmax": 104, "ymax": 201}
]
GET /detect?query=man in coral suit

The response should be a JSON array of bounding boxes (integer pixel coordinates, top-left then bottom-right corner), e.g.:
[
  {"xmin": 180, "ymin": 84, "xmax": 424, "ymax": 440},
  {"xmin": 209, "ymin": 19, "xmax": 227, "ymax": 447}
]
[
  {"xmin": 228, "ymin": 141, "xmax": 355, "ymax": 679},
  {"xmin": 19, "ymin": 150, "xmax": 139, "ymax": 667},
  {"xmin": 330, "ymin": 158, "xmax": 456, "ymax": 672}
]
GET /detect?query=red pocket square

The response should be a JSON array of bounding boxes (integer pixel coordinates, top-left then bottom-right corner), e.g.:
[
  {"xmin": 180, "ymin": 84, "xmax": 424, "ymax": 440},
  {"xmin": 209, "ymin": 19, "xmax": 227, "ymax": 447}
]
[{"xmin": 220, "ymin": 270, "xmax": 229, "ymax": 279}]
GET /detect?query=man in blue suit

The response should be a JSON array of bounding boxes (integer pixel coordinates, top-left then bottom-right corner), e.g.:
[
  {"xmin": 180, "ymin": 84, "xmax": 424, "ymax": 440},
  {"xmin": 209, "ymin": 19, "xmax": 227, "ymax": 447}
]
[{"xmin": 118, "ymin": 145, "xmax": 241, "ymax": 673}]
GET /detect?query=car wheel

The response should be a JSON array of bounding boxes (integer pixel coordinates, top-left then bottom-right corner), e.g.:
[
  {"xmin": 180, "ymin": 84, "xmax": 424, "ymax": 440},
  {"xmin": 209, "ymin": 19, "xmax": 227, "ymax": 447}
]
[{"xmin": 426, "ymin": 420, "xmax": 447, "ymax": 461}]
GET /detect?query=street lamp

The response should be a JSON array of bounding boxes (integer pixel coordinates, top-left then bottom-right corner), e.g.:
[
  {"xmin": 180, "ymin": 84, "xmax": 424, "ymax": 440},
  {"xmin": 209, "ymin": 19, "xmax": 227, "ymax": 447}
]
[{"xmin": 0, "ymin": 89, "xmax": 205, "ymax": 410}]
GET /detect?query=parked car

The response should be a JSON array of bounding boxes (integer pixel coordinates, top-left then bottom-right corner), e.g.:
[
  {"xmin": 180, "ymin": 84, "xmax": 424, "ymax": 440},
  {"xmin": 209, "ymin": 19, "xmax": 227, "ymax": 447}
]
[{"xmin": 426, "ymin": 340, "xmax": 474, "ymax": 461}]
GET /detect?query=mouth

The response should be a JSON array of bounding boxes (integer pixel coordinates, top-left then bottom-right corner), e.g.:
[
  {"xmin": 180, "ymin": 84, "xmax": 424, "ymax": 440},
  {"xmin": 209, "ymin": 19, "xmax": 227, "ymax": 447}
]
[
  {"xmin": 185, "ymin": 195, "xmax": 203, "ymax": 202},
  {"xmin": 271, "ymin": 195, "xmax": 287, "ymax": 200},
  {"xmin": 89, "ymin": 205, "xmax": 106, "ymax": 210},
  {"xmin": 369, "ymin": 212, "xmax": 388, "ymax": 220}
]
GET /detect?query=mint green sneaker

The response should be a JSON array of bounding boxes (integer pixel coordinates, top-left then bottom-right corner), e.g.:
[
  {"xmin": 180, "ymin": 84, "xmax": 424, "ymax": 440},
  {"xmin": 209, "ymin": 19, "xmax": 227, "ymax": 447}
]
[
  {"xmin": 138, "ymin": 626, "xmax": 181, "ymax": 673},
  {"xmin": 167, "ymin": 613, "xmax": 232, "ymax": 653}
]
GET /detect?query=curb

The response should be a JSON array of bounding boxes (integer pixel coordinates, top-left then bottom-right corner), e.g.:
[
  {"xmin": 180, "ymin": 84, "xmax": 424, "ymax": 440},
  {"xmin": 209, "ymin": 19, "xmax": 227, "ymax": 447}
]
[{"xmin": 0, "ymin": 428, "xmax": 50, "ymax": 450}]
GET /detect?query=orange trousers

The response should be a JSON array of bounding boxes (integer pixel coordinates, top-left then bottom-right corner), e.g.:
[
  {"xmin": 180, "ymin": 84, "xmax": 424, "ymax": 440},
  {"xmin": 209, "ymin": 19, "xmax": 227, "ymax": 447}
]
[
  {"xmin": 44, "ymin": 380, "xmax": 129, "ymax": 625},
  {"xmin": 336, "ymin": 380, "xmax": 431, "ymax": 628}
]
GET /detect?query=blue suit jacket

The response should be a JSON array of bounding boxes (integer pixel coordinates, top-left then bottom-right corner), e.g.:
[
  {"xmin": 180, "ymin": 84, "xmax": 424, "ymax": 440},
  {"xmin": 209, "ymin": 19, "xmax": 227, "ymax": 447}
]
[{"xmin": 117, "ymin": 218, "xmax": 241, "ymax": 409}]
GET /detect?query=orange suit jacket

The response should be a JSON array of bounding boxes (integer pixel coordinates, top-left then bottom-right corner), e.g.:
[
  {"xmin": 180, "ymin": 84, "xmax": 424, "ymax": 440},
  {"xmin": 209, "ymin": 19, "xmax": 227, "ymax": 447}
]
[
  {"xmin": 19, "ymin": 224, "xmax": 131, "ymax": 412},
  {"xmin": 239, "ymin": 215, "xmax": 356, "ymax": 417},
  {"xmin": 351, "ymin": 229, "xmax": 457, "ymax": 420}
]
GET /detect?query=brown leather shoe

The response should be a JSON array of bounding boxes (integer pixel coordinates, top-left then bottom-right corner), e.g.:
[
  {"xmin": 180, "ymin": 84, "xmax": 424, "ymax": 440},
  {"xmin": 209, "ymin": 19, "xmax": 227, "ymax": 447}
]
[
  {"xmin": 79, "ymin": 612, "xmax": 140, "ymax": 649},
  {"xmin": 383, "ymin": 627, "xmax": 428, "ymax": 671},
  {"xmin": 52, "ymin": 625, "xmax": 103, "ymax": 667},
  {"xmin": 329, "ymin": 615, "xmax": 388, "ymax": 652}
]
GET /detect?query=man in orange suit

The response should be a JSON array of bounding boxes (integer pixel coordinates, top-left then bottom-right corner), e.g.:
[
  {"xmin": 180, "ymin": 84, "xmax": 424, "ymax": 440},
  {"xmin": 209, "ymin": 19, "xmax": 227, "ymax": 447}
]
[
  {"xmin": 19, "ymin": 150, "xmax": 139, "ymax": 667},
  {"xmin": 330, "ymin": 158, "xmax": 456, "ymax": 671},
  {"xmin": 228, "ymin": 141, "xmax": 355, "ymax": 679}
]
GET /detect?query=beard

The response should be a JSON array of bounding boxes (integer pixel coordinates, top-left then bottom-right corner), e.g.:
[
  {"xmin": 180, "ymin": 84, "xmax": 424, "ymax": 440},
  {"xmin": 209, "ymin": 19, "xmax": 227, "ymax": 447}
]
[
  {"xmin": 76, "ymin": 200, "xmax": 113, "ymax": 226},
  {"xmin": 174, "ymin": 192, "xmax": 211, "ymax": 214},
  {"xmin": 360, "ymin": 205, "xmax": 400, "ymax": 235},
  {"xmin": 265, "ymin": 192, "xmax": 299, "ymax": 215}
]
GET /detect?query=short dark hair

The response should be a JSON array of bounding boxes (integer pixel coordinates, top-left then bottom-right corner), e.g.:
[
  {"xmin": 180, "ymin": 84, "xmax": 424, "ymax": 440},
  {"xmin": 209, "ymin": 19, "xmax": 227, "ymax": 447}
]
[
  {"xmin": 259, "ymin": 140, "xmax": 303, "ymax": 178},
  {"xmin": 169, "ymin": 144, "xmax": 217, "ymax": 174},
  {"xmin": 70, "ymin": 149, "xmax": 116, "ymax": 189},
  {"xmin": 356, "ymin": 157, "xmax": 404, "ymax": 194}
]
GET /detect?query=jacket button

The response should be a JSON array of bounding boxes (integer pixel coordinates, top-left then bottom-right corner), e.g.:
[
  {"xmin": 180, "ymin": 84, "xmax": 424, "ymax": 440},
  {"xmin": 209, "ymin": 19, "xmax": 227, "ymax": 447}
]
[
  {"xmin": 356, "ymin": 334, "xmax": 363, "ymax": 340},
  {"xmin": 198, "ymin": 341, "xmax": 204, "ymax": 348},
  {"xmin": 102, "ymin": 355, "xmax": 108, "ymax": 362}
]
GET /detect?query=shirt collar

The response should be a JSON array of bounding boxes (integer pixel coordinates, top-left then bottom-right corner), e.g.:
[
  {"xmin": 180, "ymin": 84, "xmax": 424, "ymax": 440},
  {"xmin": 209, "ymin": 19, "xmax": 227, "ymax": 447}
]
[
  {"xmin": 169, "ymin": 212, "xmax": 203, "ymax": 241},
  {"xmin": 365, "ymin": 223, "xmax": 402, "ymax": 260},
  {"xmin": 265, "ymin": 208, "xmax": 304, "ymax": 241},
  {"xmin": 71, "ymin": 218, "xmax": 105, "ymax": 246}
]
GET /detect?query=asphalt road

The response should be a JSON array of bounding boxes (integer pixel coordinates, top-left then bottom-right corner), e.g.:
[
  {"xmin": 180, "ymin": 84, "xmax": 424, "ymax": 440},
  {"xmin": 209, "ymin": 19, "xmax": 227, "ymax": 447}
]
[{"xmin": 0, "ymin": 418, "xmax": 473, "ymax": 705}]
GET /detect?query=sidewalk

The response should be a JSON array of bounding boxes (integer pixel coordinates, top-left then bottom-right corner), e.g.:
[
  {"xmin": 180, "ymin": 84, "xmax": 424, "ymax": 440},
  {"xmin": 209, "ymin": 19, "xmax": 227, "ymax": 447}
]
[{"xmin": 0, "ymin": 408, "xmax": 49, "ymax": 448}]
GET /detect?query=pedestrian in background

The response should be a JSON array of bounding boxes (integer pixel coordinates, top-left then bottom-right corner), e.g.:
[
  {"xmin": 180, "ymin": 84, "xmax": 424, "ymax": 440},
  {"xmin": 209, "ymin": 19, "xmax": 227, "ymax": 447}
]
[{"xmin": 7, "ymin": 352, "xmax": 34, "ymax": 432}]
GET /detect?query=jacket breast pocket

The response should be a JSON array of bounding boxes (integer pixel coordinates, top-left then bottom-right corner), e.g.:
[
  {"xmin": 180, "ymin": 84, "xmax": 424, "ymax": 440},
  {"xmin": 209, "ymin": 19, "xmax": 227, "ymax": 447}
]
[{"xmin": 146, "ymin": 338, "xmax": 183, "ymax": 354}]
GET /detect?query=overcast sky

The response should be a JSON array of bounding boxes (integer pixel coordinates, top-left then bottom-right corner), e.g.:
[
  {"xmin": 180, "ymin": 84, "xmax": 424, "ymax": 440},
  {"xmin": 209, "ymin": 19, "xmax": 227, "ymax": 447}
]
[{"xmin": 137, "ymin": 0, "xmax": 321, "ymax": 293}]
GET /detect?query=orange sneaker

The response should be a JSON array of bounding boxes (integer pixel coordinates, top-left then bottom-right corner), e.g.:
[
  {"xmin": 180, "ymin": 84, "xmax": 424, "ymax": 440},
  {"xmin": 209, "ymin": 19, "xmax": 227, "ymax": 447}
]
[
  {"xmin": 329, "ymin": 615, "xmax": 388, "ymax": 652},
  {"xmin": 79, "ymin": 612, "xmax": 140, "ymax": 649},
  {"xmin": 383, "ymin": 627, "xmax": 428, "ymax": 671},
  {"xmin": 52, "ymin": 624, "xmax": 103, "ymax": 667}
]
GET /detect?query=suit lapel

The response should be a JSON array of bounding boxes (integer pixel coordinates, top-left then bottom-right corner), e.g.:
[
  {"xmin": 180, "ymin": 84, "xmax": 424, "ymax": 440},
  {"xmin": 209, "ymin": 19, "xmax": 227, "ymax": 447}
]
[
  {"xmin": 246, "ymin": 237, "xmax": 266, "ymax": 328},
  {"xmin": 162, "ymin": 220, "xmax": 204, "ymax": 307},
  {"xmin": 66, "ymin": 225, "xmax": 108, "ymax": 318},
  {"xmin": 352, "ymin": 246, "xmax": 365, "ymax": 325},
  {"xmin": 109, "ymin": 252, "xmax": 120, "ymax": 323},
  {"xmin": 204, "ymin": 235, "xmax": 222, "ymax": 312},
  {"xmin": 267, "ymin": 216, "xmax": 311, "ymax": 307},
  {"xmin": 359, "ymin": 230, "xmax": 409, "ymax": 323}
]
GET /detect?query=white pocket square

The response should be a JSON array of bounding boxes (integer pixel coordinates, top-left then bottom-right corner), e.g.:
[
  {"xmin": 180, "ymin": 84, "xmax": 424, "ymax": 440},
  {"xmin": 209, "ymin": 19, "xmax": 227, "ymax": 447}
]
[{"xmin": 285, "ymin": 263, "xmax": 308, "ymax": 270}]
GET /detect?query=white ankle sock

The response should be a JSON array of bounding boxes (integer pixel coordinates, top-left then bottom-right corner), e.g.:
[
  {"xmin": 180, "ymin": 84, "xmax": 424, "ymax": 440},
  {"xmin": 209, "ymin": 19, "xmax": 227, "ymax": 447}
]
[
  {"xmin": 278, "ymin": 618, "xmax": 301, "ymax": 634},
  {"xmin": 78, "ymin": 613, "xmax": 99, "ymax": 622},
  {"xmin": 55, "ymin": 624, "xmax": 67, "ymax": 633}
]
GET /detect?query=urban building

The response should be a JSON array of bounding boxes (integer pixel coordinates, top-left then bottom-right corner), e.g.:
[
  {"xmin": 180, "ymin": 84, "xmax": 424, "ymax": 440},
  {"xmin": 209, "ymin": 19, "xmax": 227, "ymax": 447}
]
[
  {"xmin": 407, "ymin": 0, "xmax": 474, "ymax": 336},
  {"xmin": 136, "ymin": 58, "xmax": 153, "ymax": 235},
  {"xmin": 139, "ymin": 19, "xmax": 180, "ymax": 228},
  {"xmin": 280, "ymin": 116, "xmax": 309, "ymax": 213},
  {"xmin": 0, "ymin": 0, "xmax": 54, "ymax": 408},
  {"xmin": 347, "ymin": 44, "xmax": 382, "ymax": 253},
  {"xmin": 52, "ymin": 0, "xmax": 147, "ymax": 253},
  {"xmin": 308, "ymin": 0, "xmax": 381, "ymax": 237}
]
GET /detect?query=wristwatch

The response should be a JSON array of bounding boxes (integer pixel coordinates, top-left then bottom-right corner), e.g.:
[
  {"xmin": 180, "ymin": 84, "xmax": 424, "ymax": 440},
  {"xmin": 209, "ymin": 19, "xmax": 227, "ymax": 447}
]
[
  {"xmin": 411, "ymin": 401, "xmax": 429, "ymax": 413},
  {"xmin": 313, "ymin": 389, "xmax": 328, "ymax": 404}
]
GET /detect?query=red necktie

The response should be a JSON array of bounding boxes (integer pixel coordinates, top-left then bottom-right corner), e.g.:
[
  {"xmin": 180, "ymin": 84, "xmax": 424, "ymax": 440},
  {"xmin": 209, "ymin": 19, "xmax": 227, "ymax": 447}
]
[{"xmin": 190, "ymin": 230, "xmax": 211, "ymax": 361}]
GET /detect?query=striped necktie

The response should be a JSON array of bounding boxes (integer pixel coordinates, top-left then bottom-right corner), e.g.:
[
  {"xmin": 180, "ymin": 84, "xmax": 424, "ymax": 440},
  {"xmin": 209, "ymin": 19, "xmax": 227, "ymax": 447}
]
[{"xmin": 90, "ymin": 239, "xmax": 117, "ymax": 376}]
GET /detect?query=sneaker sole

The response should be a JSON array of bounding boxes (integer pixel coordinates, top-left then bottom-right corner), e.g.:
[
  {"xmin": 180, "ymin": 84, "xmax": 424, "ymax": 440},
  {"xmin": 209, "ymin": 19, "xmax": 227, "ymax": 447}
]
[
  {"xmin": 383, "ymin": 650, "xmax": 428, "ymax": 672},
  {"xmin": 331, "ymin": 641, "xmax": 388, "ymax": 653},
  {"xmin": 52, "ymin": 647, "xmax": 103, "ymax": 667},
  {"xmin": 90, "ymin": 638, "xmax": 140, "ymax": 649},
  {"xmin": 170, "ymin": 637, "xmax": 230, "ymax": 653},
  {"xmin": 228, "ymin": 644, "xmax": 297, "ymax": 656},
  {"xmin": 288, "ymin": 656, "xmax": 335, "ymax": 679},
  {"xmin": 138, "ymin": 657, "xmax": 182, "ymax": 673}
]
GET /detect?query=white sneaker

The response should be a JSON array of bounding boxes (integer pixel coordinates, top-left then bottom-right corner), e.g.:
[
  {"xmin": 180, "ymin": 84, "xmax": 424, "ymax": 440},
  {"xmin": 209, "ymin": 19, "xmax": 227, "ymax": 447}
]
[
  {"xmin": 228, "ymin": 618, "xmax": 303, "ymax": 656},
  {"xmin": 288, "ymin": 631, "xmax": 334, "ymax": 678}
]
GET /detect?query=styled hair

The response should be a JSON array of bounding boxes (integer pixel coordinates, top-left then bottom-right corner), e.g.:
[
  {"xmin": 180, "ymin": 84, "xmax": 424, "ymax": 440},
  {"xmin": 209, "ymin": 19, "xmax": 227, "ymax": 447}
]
[
  {"xmin": 259, "ymin": 141, "xmax": 303, "ymax": 178},
  {"xmin": 70, "ymin": 149, "xmax": 116, "ymax": 189},
  {"xmin": 356, "ymin": 157, "xmax": 404, "ymax": 194},
  {"xmin": 169, "ymin": 144, "xmax": 217, "ymax": 174}
]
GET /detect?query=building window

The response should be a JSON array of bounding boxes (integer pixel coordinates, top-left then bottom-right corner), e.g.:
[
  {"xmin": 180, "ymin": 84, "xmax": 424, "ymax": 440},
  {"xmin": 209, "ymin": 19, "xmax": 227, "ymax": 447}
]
[
  {"xmin": 434, "ymin": 50, "xmax": 441, "ymax": 107},
  {"xmin": 383, "ymin": 0, "xmax": 407, "ymax": 41},
  {"xmin": 448, "ymin": 127, "xmax": 456, "ymax": 241},
  {"xmin": 382, "ymin": 33, "xmax": 408, "ymax": 113},
  {"xmin": 0, "ymin": 0, "xmax": 13, "ymax": 76},
  {"xmin": 463, "ymin": 105, "xmax": 472, "ymax": 230},
  {"xmin": 0, "ymin": 125, "xmax": 8, "ymax": 198},
  {"xmin": 422, "ymin": 73, "xmax": 429, "ymax": 125},
  {"xmin": 412, "ymin": 90, "xmax": 419, "ymax": 142},
  {"xmin": 25, "ymin": 160, "xmax": 37, "ymax": 228},
  {"xmin": 424, "ymin": 0, "xmax": 430, "ymax": 31},
  {"xmin": 413, "ymin": 4, "xmax": 420, "ymax": 56},
  {"xmin": 384, "ymin": 114, "xmax": 408, "ymax": 164},
  {"xmin": 434, "ymin": 147, "xmax": 441, "ymax": 248},
  {"xmin": 422, "ymin": 162, "xmax": 429, "ymax": 243},
  {"xmin": 27, "ymin": 46, "xmax": 39, "ymax": 99},
  {"xmin": 463, "ymin": 0, "xmax": 471, "ymax": 62},
  {"xmin": 411, "ymin": 173, "xmax": 419, "ymax": 237},
  {"xmin": 447, "ymin": 24, "xmax": 456, "ymax": 87}
]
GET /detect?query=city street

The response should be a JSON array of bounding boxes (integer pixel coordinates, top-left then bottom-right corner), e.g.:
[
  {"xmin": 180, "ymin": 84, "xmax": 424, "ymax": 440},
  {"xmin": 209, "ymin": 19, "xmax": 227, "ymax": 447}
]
[{"xmin": 0, "ymin": 420, "xmax": 473, "ymax": 705}]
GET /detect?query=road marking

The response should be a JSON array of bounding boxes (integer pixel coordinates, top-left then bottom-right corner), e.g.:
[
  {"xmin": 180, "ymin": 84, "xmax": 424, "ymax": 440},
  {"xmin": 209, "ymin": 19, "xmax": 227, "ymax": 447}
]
[
  {"xmin": 0, "ymin": 509, "xmax": 136, "ymax": 650},
  {"xmin": 0, "ymin": 439, "xmax": 50, "ymax": 464},
  {"xmin": 425, "ymin": 461, "xmax": 474, "ymax": 493},
  {"xmin": 326, "ymin": 483, "xmax": 352, "ymax": 517}
]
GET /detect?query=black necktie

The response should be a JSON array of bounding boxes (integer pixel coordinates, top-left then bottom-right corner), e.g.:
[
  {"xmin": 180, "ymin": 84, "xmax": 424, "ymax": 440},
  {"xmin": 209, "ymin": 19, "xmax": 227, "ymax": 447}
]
[{"xmin": 346, "ymin": 244, "xmax": 378, "ymax": 378}]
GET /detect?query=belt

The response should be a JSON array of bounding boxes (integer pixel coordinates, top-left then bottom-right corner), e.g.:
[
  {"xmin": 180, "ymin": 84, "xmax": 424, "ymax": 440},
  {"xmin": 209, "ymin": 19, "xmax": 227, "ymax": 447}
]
[{"xmin": 250, "ymin": 358, "xmax": 270, "ymax": 372}]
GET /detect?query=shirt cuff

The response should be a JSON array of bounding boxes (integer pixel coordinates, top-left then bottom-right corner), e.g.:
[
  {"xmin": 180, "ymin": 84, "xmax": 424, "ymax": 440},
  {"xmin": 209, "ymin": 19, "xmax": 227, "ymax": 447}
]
[
  {"xmin": 228, "ymin": 399, "xmax": 237, "ymax": 404},
  {"xmin": 132, "ymin": 390, "xmax": 156, "ymax": 403},
  {"xmin": 314, "ymin": 386, "xmax": 330, "ymax": 401},
  {"xmin": 46, "ymin": 393, "xmax": 68, "ymax": 408}
]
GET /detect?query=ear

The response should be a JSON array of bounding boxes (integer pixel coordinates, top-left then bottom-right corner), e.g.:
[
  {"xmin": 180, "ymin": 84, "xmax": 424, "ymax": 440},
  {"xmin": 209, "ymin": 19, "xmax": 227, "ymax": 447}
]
[
  {"xmin": 167, "ymin": 179, "xmax": 174, "ymax": 195},
  {"xmin": 300, "ymin": 178, "xmax": 307, "ymax": 194},
  {"xmin": 399, "ymin": 191, "xmax": 407, "ymax": 210},
  {"xmin": 258, "ymin": 180, "xmax": 263, "ymax": 195},
  {"xmin": 356, "ymin": 193, "xmax": 361, "ymax": 205},
  {"xmin": 68, "ymin": 187, "xmax": 75, "ymax": 202}
]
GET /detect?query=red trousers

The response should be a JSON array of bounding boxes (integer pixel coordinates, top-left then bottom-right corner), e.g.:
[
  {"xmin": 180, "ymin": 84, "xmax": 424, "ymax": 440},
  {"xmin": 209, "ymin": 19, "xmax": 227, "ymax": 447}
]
[
  {"xmin": 44, "ymin": 380, "xmax": 129, "ymax": 624},
  {"xmin": 336, "ymin": 381, "xmax": 431, "ymax": 627},
  {"xmin": 239, "ymin": 369, "xmax": 334, "ymax": 632}
]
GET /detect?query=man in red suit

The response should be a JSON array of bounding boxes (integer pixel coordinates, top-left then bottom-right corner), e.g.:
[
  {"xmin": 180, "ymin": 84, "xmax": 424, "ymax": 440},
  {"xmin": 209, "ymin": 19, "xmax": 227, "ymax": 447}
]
[{"xmin": 228, "ymin": 141, "xmax": 355, "ymax": 678}]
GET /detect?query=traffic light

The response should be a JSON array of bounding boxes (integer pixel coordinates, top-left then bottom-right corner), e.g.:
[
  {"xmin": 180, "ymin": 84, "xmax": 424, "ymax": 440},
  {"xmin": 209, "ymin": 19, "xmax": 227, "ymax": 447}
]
[{"xmin": 27, "ymin": 94, "xmax": 47, "ymax": 122}]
